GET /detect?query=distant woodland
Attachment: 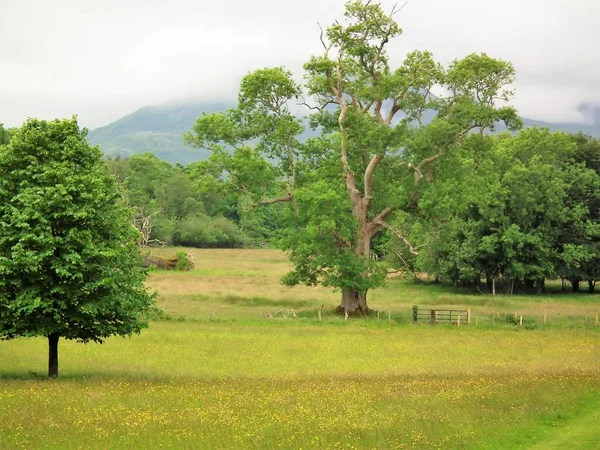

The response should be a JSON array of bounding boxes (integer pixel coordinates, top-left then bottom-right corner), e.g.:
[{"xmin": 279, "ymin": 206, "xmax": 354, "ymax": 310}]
[{"xmin": 104, "ymin": 129, "xmax": 600, "ymax": 295}]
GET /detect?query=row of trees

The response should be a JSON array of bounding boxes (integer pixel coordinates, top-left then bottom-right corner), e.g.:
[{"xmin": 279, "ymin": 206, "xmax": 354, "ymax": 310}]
[
  {"xmin": 105, "ymin": 125, "xmax": 600, "ymax": 297},
  {"xmin": 105, "ymin": 153, "xmax": 277, "ymax": 248},
  {"xmin": 386, "ymin": 129, "xmax": 600, "ymax": 294}
]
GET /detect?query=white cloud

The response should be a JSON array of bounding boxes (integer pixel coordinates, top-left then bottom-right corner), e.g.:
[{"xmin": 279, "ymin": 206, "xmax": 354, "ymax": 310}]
[{"xmin": 1, "ymin": 0, "xmax": 599, "ymax": 128}]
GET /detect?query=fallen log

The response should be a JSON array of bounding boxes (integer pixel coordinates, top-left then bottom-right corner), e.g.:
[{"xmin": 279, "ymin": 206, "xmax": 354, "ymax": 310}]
[{"xmin": 141, "ymin": 255, "xmax": 178, "ymax": 270}]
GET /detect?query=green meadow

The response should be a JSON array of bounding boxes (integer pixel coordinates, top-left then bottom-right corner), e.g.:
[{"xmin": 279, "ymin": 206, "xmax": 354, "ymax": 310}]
[{"xmin": 2, "ymin": 248, "xmax": 600, "ymax": 449}]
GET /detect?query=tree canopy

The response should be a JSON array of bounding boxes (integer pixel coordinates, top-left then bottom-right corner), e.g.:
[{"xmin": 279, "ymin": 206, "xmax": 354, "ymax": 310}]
[
  {"xmin": 0, "ymin": 117, "xmax": 156, "ymax": 377},
  {"xmin": 185, "ymin": 0, "xmax": 521, "ymax": 314}
]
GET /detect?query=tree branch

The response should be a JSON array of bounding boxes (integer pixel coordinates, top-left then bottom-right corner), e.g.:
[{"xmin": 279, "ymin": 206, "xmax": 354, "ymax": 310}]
[
  {"xmin": 253, "ymin": 193, "xmax": 293, "ymax": 208},
  {"xmin": 364, "ymin": 154, "xmax": 384, "ymax": 200},
  {"xmin": 378, "ymin": 221, "xmax": 419, "ymax": 255},
  {"xmin": 133, "ymin": 211, "xmax": 166, "ymax": 248},
  {"xmin": 413, "ymin": 125, "xmax": 478, "ymax": 185},
  {"xmin": 317, "ymin": 22, "xmax": 333, "ymax": 53},
  {"xmin": 372, "ymin": 206, "xmax": 394, "ymax": 225}
]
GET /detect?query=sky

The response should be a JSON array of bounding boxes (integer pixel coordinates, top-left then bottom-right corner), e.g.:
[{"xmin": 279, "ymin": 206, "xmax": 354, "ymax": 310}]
[{"xmin": 1, "ymin": 0, "xmax": 599, "ymax": 129}]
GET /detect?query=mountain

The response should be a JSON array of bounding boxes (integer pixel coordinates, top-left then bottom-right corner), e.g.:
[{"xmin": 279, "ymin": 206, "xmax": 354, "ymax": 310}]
[
  {"xmin": 521, "ymin": 118, "xmax": 600, "ymax": 136},
  {"xmin": 88, "ymin": 100, "xmax": 600, "ymax": 165},
  {"xmin": 88, "ymin": 102, "xmax": 231, "ymax": 165}
]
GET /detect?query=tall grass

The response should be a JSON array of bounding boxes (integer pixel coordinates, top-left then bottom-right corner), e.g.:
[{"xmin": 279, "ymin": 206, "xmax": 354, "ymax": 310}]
[{"xmin": 1, "ymin": 248, "xmax": 600, "ymax": 449}]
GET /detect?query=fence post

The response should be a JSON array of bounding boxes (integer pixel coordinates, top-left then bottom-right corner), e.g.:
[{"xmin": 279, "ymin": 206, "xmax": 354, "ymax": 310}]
[
  {"xmin": 388, "ymin": 310, "xmax": 391, "ymax": 325},
  {"xmin": 457, "ymin": 314, "xmax": 461, "ymax": 327},
  {"xmin": 412, "ymin": 305, "xmax": 418, "ymax": 324},
  {"xmin": 519, "ymin": 315, "xmax": 523, "ymax": 326},
  {"xmin": 467, "ymin": 308, "xmax": 471, "ymax": 324}
]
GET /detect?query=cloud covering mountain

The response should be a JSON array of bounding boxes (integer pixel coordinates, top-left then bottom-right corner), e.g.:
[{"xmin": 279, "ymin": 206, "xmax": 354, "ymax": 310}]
[{"xmin": 2, "ymin": 0, "xmax": 600, "ymax": 130}]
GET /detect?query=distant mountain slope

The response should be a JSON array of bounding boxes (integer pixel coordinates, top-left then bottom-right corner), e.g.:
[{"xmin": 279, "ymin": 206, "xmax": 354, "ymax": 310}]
[
  {"xmin": 521, "ymin": 117, "xmax": 600, "ymax": 136},
  {"xmin": 88, "ymin": 100, "xmax": 600, "ymax": 165},
  {"xmin": 88, "ymin": 102, "xmax": 231, "ymax": 165}
]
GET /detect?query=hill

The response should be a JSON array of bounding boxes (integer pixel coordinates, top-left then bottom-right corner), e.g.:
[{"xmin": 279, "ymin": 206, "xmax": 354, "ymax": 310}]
[
  {"xmin": 87, "ymin": 102, "xmax": 231, "ymax": 165},
  {"xmin": 88, "ymin": 100, "xmax": 600, "ymax": 165}
]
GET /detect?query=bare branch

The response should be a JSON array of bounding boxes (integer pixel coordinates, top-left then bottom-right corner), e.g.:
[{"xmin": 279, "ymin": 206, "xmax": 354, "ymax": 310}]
[
  {"xmin": 391, "ymin": 1, "xmax": 409, "ymax": 16},
  {"xmin": 374, "ymin": 100, "xmax": 384, "ymax": 124},
  {"xmin": 378, "ymin": 221, "xmax": 419, "ymax": 255},
  {"xmin": 364, "ymin": 154, "xmax": 384, "ymax": 200},
  {"xmin": 384, "ymin": 102, "xmax": 400, "ymax": 125},
  {"xmin": 133, "ymin": 211, "xmax": 166, "ymax": 248},
  {"xmin": 317, "ymin": 22, "xmax": 332, "ymax": 53},
  {"xmin": 372, "ymin": 206, "xmax": 394, "ymax": 225},
  {"xmin": 253, "ymin": 193, "xmax": 293, "ymax": 208},
  {"xmin": 361, "ymin": 101, "xmax": 374, "ymax": 115},
  {"xmin": 298, "ymin": 99, "xmax": 338, "ymax": 112}
]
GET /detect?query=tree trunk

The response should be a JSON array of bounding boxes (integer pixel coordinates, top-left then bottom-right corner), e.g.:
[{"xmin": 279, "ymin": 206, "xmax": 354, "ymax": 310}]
[
  {"xmin": 48, "ymin": 333, "xmax": 60, "ymax": 378},
  {"xmin": 486, "ymin": 276, "xmax": 493, "ymax": 293},
  {"xmin": 536, "ymin": 278, "xmax": 545, "ymax": 295},
  {"xmin": 589, "ymin": 280, "xmax": 596, "ymax": 293},
  {"xmin": 334, "ymin": 288, "xmax": 370, "ymax": 316},
  {"xmin": 572, "ymin": 279, "xmax": 580, "ymax": 293},
  {"xmin": 334, "ymin": 211, "xmax": 374, "ymax": 315}
]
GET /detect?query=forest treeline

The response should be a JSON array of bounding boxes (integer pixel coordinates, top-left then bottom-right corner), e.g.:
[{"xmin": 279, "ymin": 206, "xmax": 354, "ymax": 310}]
[
  {"xmin": 385, "ymin": 130, "xmax": 600, "ymax": 294},
  {"xmin": 105, "ymin": 152, "xmax": 281, "ymax": 248},
  {"xmin": 105, "ymin": 128, "xmax": 600, "ymax": 294},
  {"xmin": 2, "ymin": 120, "xmax": 599, "ymax": 294}
]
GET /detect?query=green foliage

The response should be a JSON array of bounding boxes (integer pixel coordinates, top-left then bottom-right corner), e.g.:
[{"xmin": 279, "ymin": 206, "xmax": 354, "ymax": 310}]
[
  {"xmin": 395, "ymin": 128, "xmax": 600, "ymax": 294},
  {"xmin": 105, "ymin": 152, "xmax": 260, "ymax": 248},
  {"xmin": 0, "ymin": 123, "xmax": 15, "ymax": 146},
  {"xmin": 174, "ymin": 213, "xmax": 248, "ymax": 248},
  {"xmin": 187, "ymin": 1, "xmax": 521, "ymax": 312},
  {"xmin": 175, "ymin": 252, "xmax": 194, "ymax": 271},
  {"xmin": 0, "ymin": 117, "xmax": 156, "ymax": 348}
]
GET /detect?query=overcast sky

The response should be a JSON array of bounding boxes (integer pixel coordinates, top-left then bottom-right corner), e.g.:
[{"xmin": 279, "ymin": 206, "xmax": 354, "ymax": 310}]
[{"xmin": 2, "ymin": 0, "xmax": 599, "ymax": 129}]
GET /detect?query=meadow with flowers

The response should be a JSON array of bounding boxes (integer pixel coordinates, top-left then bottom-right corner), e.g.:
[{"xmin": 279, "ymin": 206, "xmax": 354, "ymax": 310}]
[{"xmin": 2, "ymin": 248, "xmax": 600, "ymax": 449}]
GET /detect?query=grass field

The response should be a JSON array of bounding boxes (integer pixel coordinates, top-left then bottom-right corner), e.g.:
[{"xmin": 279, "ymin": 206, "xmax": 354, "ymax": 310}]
[{"xmin": 1, "ymin": 248, "xmax": 600, "ymax": 449}]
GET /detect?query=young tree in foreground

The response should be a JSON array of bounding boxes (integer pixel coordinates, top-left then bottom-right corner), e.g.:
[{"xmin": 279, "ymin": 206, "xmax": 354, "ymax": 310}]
[
  {"xmin": 187, "ymin": 0, "xmax": 520, "ymax": 314},
  {"xmin": 0, "ymin": 117, "xmax": 156, "ymax": 377}
]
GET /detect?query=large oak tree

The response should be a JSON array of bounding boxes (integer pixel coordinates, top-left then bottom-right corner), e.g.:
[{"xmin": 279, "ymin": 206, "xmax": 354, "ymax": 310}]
[{"xmin": 186, "ymin": 0, "xmax": 520, "ymax": 314}]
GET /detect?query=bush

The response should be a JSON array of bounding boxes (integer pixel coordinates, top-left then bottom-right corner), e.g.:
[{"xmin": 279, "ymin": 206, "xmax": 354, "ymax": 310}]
[{"xmin": 175, "ymin": 252, "xmax": 195, "ymax": 271}]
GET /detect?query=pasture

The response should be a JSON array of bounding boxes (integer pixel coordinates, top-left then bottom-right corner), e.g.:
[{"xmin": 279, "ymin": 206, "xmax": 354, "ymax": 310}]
[{"xmin": 1, "ymin": 248, "xmax": 600, "ymax": 449}]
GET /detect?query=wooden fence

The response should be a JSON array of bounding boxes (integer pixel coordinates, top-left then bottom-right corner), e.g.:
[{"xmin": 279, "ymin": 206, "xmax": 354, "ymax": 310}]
[{"xmin": 413, "ymin": 305, "xmax": 470, "ymax": 325}]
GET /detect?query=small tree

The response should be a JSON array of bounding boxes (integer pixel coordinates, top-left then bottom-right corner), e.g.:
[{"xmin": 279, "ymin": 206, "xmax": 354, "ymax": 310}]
[{"xmin": 0, "ymin": 117, "xmax": 156, "ymax": 377}]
